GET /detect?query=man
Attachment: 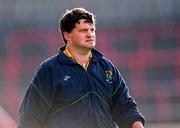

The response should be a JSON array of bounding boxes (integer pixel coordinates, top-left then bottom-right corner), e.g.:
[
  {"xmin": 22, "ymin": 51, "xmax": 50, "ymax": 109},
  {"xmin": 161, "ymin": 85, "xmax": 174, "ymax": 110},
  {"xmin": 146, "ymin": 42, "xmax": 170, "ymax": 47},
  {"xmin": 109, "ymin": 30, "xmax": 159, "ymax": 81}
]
[{"xmin": 19, "ymin": 7, "xmax": 145, "ymax": 128}]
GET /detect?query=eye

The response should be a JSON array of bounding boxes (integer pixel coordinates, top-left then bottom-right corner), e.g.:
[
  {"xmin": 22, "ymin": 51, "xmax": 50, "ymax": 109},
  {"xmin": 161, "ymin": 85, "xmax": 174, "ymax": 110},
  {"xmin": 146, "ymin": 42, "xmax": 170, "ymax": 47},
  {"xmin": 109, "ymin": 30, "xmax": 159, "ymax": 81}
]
[
  {"xmin": 91, "ymin": 28, "xmax": 95, "ymax": 32},
  {"xmin": 79, "ymin": 29, "xmax": 88, "ymax": 32}
]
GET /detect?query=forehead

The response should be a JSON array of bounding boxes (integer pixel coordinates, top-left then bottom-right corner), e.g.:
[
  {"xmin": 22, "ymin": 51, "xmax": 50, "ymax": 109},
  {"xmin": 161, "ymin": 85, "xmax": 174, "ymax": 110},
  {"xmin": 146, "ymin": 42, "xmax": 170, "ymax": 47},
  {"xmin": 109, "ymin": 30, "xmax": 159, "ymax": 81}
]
[{"xmin": 75, "ymin": 19, "xmax": 95, "ymax": 28}]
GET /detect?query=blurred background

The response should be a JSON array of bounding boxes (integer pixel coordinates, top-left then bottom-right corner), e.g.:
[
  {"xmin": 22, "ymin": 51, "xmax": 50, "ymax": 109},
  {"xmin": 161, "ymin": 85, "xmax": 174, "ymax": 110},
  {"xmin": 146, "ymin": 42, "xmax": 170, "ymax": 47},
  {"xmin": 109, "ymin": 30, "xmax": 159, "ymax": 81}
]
[{"xmin": 0, "ymin": 0, "xmax": 180, "ymax": 127}]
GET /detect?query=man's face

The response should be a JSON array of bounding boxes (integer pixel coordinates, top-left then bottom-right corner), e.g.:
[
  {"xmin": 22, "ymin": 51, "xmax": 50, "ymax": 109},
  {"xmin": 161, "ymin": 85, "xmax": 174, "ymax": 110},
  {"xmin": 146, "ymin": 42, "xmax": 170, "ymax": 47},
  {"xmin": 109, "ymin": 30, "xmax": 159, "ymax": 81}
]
[{"xmin": 68, "ymin": 19, "xmax": 96, "ymax": 50}]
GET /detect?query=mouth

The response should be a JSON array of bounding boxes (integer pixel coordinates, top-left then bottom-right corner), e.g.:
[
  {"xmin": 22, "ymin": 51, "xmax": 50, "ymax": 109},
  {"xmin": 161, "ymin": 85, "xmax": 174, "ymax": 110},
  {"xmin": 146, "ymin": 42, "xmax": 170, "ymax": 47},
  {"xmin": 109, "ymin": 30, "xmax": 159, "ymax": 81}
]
[{"xmin": 86, "ymin": 39, "xmax": 95, "ymax": 43}]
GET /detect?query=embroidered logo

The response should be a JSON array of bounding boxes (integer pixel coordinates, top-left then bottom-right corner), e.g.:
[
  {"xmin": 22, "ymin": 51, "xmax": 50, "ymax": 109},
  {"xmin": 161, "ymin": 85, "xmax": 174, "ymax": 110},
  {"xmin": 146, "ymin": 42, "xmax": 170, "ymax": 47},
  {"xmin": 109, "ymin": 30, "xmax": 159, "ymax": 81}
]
[
  {"xmin": 63, "ymin": 75, "xmax": 71, "ymax": 81},
  {"xmin": 105, "ymin": 70, "xmax": 113, "ymax": 83}
]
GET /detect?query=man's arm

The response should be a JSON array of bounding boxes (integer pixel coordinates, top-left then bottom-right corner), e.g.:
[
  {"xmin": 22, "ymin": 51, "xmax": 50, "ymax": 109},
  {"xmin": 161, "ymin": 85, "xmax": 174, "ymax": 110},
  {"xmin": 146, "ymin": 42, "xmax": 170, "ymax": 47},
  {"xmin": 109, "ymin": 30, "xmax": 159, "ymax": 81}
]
[
  {"xmin": 19, "ymin": 64, "xmax": 53, "ymax": 128},
  {"xmin": 19, "ymin": 83, "xmax": 51, "ymax": 128},
  {"xmin": 111, "ymin": 68, "xmax": 145, "ymax": 128}
]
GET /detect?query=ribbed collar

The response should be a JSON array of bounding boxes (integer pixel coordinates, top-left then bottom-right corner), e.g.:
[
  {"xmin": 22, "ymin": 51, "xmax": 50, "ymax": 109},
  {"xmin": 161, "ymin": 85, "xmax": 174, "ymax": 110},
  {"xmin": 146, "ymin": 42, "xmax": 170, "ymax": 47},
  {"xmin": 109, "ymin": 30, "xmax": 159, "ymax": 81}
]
[{"xmin": 58, "ymin": 46, "xmax": 103, "ymax": 65}]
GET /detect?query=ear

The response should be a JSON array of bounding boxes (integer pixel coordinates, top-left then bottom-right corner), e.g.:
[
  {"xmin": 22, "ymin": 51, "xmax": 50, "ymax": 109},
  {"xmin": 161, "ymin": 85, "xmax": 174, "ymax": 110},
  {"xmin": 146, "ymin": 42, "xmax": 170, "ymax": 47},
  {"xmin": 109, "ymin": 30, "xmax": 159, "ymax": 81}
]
[{"xmin": 63, "ymin": 32, "xmax": 71, "ymax": 43}]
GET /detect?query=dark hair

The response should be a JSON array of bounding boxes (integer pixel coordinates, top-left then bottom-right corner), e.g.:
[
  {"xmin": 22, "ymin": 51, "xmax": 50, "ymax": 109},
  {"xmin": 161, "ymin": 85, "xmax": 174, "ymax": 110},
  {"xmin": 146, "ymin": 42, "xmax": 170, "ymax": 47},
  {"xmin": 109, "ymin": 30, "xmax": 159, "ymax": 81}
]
[{"xmin": 59, "ymin": 7, "xmax": 96, "ymax": 44}]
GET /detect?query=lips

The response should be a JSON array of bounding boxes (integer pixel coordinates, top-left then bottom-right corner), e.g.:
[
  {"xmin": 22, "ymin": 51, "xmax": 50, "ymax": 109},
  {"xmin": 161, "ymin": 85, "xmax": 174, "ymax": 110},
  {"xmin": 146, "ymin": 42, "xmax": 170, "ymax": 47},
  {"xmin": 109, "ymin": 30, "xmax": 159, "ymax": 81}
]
[{"xmin": 86, "ymin": 39, "xmax": 94, "ymax": 42}]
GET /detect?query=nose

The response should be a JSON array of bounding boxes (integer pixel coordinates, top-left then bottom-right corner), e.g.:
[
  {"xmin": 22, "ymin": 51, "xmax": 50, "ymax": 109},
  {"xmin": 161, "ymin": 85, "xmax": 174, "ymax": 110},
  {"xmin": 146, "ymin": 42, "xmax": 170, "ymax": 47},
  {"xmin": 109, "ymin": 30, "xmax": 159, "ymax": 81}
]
[{"xmin": 86, "ymin": 30, "xmax": 94, "ymax": 37}]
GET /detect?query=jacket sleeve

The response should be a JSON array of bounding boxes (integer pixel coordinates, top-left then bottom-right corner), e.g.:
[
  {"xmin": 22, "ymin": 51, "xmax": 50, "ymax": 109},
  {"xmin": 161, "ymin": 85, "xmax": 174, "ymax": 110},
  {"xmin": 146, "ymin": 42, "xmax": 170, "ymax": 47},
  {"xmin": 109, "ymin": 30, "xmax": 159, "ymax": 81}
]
[
  {"xmin": 110, "ymin": 68, "xmax": 145, "ymax": 128},
  {"xmin": 19, "ymin": 64, "xmax": 54, "ymax": 128}
]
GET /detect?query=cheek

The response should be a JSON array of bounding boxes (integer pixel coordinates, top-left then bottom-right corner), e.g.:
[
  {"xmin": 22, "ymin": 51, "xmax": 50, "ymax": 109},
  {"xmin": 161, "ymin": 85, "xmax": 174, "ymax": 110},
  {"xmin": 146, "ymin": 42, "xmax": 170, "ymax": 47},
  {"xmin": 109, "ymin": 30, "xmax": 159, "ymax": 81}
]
[
  {"xmin": 71, "ymin": 33, "xmax": 86, "ymax": 43},
  {"xmin": 71, "ymin": 34, "xmax": 80, "ymax": 41},
  {"xmin": 72, "ymin": 36, "xmax": 83, "ymax": 44},
  {"xmin": 77, "ymin": 35, "xmax": 86, "ymax": 41}
]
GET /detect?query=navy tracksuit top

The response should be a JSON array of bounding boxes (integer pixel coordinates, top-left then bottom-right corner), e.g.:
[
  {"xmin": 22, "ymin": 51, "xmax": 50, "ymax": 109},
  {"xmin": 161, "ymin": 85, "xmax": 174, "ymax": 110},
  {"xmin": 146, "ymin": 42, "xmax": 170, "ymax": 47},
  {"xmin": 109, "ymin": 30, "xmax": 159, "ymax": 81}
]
[{"xmin": 19, "ymin": 46, "xmax": 145, "ymax": 128}]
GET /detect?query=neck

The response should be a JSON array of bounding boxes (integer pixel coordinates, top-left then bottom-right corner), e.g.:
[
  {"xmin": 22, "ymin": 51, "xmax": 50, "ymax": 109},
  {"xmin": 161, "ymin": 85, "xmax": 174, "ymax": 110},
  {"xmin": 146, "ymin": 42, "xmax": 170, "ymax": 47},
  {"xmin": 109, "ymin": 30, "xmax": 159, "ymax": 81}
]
[{"xmin": 66, "ymin": 45, "xmax": 91, "ymax": 66}]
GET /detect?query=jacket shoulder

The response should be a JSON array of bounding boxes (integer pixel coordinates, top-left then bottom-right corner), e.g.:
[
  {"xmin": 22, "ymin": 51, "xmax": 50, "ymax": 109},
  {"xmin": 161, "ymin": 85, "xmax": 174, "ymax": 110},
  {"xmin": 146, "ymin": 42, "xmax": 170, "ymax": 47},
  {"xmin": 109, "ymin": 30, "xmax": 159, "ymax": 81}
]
[
  {"xmin": 38, "ymin": 54, "xmax": 59, "ymax": 70},
  {"xmin": 100, "ymin": 56, "xmax": 116, "ymax": 70},
  {"xmin": 30, "ymin": 54, "xmax": 59, "ymax": 104}
]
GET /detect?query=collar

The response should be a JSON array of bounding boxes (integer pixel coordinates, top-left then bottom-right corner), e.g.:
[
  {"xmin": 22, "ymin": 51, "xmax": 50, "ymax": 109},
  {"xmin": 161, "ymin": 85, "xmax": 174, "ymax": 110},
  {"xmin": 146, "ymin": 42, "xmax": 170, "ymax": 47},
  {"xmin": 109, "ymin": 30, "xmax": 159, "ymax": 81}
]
[
  {"xmin": 58, "ymin": 46, "xmax": 103, "ymax": 65},
  {"xmin": 63, "ymin": 46, "xmax": 92, "ymax": 70}
]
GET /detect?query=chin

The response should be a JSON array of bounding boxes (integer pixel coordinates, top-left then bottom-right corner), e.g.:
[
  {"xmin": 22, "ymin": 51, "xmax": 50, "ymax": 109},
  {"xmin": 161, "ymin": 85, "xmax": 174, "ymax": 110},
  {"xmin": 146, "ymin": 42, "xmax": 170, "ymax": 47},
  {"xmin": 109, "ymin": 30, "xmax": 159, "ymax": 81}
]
[
  {"xmin": 84, "ymin": 46, "xmax": 95, "ymax": 51},
  {"xmin": 82, "ymin": 42, "xmax": 96, "ymax": 49},
  {"xmin": 89, "ymin": 45, "xmax": 95, "ymax": 49},
  {"xmin": 90, "ymin": 43, "xmax": 96, "ymax": 48}
]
